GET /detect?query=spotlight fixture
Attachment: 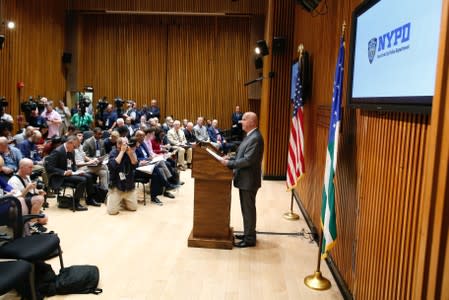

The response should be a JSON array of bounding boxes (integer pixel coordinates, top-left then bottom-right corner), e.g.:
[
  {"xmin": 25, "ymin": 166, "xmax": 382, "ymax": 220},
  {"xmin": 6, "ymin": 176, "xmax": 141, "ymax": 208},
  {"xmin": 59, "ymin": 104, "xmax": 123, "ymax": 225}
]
[
  {"xmin": 6, "ymin": 21, "xmax": 15, "ymax": 29},
  {"xmin": 255, "ymin": 40, "xmax": 269, "ymax": 56}
]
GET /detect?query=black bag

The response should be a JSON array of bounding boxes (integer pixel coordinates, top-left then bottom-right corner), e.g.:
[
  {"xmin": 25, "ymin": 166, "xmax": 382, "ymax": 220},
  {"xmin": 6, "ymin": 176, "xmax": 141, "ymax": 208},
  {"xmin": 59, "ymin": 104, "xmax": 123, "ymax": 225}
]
[
  {"xmin": 57, "ymin": 195, "xmax": 73, "ymax": 209},
  {"xmin": 94, "ymin": 184, "xmax": 108, "ymax": 203},
  {"xmin": 56, "ymin": 265, "xmax": 102, "ymax": 295}
]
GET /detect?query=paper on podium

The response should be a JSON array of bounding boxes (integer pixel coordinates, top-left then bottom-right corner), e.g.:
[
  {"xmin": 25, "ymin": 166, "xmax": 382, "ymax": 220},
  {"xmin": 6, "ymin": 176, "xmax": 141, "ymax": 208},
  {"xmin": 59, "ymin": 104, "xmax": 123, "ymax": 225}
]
[
  {"xmin": 137, "ymin": 164, "xmax": 155, "ymax": 174},
  {"xmin": 206, "ymin": 148, "xmax": 224, "ymax": 161}
]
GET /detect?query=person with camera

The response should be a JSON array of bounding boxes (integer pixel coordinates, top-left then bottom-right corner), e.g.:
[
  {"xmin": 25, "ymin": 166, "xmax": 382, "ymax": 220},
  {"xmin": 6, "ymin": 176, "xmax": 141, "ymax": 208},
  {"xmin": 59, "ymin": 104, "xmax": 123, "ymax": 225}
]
[
  {"xmin": 107, "ymin": 136, "xmax": 139, "ymax": 215},
  {"xmin": 41, "ymin": 100, "xmax": 62, "ymax": 138},
  {"xmin": 8, "ymin": 158, "xmax": 48, "ymax": 233},
  {"xmin": 71, "ymin": 102, "xmax": 93, "ymax": 132},
  {"xmin": 99, "ymin": 104, "xmax": 117, "ymax": 131},
  {"xmin": 55, "ymin": 100, "xmax": 71, "ymax": 136}
]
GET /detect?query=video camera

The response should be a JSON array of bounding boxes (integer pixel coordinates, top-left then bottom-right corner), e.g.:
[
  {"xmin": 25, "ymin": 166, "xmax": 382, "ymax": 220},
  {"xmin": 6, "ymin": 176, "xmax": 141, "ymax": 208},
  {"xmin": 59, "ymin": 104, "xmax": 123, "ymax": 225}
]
[
  {"xmin": 78, "ymin": 93, "xmax": 91, "ymax": 110},
  {"xmin": 0, "ymin": 97, "xmax": 8, "ymax": 109},
  {"xmin": 20, "ymin": 96, "xmax": 38, "ymax": 113},
  {"xmin": 97, "ymin": 96, "xmax": 109, "ymax": 112}
]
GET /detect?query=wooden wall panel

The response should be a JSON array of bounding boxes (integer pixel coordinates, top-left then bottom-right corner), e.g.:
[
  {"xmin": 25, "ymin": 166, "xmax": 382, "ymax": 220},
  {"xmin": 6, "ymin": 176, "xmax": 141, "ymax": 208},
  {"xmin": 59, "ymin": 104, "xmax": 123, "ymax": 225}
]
[
  {"xmin": 76, "ymin": 15, "xmax": 252, "ymax": 128},
  {"xmin": 294, "ymin": 0, "xmax": 431, "ymax": 298},
  {"xmin": 0, "ymin": 0, "xmax": 67, "ymax": 131},
  {"xmin": 70, "ymin": 0, "xmax": 266, "ymax": 15},
  {"xmin": 259, "ymin": 0, "xmax": 296, "ymax": 177}
]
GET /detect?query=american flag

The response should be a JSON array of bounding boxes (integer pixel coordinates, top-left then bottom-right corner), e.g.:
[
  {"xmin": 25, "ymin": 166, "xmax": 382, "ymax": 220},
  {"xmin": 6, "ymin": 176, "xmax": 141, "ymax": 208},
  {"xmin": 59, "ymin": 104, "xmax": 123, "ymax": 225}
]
[{"xmin": 286, "ymin": 60, "xmax": 305, "ymax": 190}]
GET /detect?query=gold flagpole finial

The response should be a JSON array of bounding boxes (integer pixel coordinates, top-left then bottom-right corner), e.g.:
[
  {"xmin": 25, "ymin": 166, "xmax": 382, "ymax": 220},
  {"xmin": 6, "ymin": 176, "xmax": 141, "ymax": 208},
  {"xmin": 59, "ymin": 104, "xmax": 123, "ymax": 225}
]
[
  {"xmin": 342, "ymin": 21, "xmax": 346, "ymax": 37},
  {"xmin": 298, "ymin": 43, "xmax": 304, "ymax": 57}
]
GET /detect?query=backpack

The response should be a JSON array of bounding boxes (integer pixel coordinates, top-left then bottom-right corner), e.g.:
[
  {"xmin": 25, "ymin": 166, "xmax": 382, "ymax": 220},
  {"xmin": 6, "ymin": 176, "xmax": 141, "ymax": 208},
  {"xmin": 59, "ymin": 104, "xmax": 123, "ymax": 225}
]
[
  {"xmin": 94, "ymin": 184, "xmax": 108, "ymax": 203},
  {"xmin": 56, "ymin": 265, "xmax": 102, "ymax": 295}
]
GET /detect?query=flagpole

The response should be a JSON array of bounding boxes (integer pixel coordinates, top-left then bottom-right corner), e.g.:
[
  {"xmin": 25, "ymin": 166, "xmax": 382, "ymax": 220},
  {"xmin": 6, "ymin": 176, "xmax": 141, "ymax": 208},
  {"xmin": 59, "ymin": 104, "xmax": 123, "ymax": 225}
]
[
  {"xmin": 304, "ymin": 230, "xmax": 331, "ymax": 290},
  {"xmin": 304, "ymin": 21, "xmax": 346, "ymax": 291},
  {"xmin": 283, "ymin": 43, "xmax": 304, "ymax": 221},
  {"xmin": 283, "ymin": 191, "xmax": 300, "ymax": 220}
]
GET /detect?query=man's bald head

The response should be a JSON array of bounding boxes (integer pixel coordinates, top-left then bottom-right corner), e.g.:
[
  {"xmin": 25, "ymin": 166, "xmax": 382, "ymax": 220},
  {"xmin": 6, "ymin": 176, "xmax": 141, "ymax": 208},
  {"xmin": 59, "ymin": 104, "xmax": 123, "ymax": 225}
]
[{"xmin": 241, "ymin": 112, "xmax": 258, "ymax": 132}]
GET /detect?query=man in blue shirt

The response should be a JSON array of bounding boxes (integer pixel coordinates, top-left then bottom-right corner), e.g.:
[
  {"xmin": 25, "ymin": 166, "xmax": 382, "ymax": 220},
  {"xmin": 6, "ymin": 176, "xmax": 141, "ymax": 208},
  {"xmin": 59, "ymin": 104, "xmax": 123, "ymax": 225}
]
[{"xmin": 0, "ymin": 136, "xmax": 23, "ymax": 180}]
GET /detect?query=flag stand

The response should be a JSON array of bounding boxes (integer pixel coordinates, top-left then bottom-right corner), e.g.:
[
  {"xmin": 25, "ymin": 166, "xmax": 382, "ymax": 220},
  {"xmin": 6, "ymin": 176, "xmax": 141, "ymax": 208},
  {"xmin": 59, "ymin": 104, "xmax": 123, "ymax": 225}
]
[
  {"xmin": 304, "ymin": 230, "xmax": 331, "ymax": 290},
  {"xmin": 283, "ymin": 191, "xmax": 299, "ymax": 220}
]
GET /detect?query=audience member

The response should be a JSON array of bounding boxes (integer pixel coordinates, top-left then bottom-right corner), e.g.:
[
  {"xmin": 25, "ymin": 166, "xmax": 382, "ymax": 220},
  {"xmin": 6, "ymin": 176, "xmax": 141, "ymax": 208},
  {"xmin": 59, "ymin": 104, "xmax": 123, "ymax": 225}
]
[
  {"xmin": 193, "ymin": 116, "xmax": 210, "ymax": 143},
  {"xmin": 41, "ymin": 100, "xmax": 62, "ymax": 138},
  {"xmin": 8, "ymin": 158, "xmax": 48, "ymax": 233},
  {"xmin": 167, "ymin": 120, "xmax": 192, "ymax": 170},
  {"xmin": 107, "ymin": 137, "xmax": 138, "ymax": 215}
]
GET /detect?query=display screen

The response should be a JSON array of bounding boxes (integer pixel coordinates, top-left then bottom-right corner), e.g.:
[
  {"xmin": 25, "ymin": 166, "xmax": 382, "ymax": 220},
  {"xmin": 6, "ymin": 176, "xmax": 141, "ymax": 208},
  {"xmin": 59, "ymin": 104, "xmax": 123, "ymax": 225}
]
[{"xmin": 347, "ymin": 0, "xmax": 443, "ymax": 112}]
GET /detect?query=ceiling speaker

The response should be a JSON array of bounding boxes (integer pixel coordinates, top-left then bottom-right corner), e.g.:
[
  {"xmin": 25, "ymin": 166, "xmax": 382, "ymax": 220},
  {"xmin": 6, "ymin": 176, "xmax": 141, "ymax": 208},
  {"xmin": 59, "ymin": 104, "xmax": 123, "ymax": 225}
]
[{"xmin": 296, "ymin": 0, "xmax": 322, "ymax": 12}]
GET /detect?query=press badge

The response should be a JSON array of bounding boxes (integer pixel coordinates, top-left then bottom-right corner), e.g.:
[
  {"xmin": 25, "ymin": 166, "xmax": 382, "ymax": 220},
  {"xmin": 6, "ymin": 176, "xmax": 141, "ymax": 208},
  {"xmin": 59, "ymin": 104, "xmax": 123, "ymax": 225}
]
[
  {"xmin": 96, "ymin": 150, "xmax": 101, "ymax": 157},
  {"xmin": 67, "ymin": 159, "xmax": 72, "ymax": 169},
  {"xmin": 119, "ymin": 172, "xmax": 126, "ymax": 181}
]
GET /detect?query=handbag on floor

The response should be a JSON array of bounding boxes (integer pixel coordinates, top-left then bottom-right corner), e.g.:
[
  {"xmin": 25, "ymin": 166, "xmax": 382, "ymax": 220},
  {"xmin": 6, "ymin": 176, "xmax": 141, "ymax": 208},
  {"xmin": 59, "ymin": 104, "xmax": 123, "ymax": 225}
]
[{"xmin": 56, "ymin": 265, "xmax": 102, "ymax": 295}]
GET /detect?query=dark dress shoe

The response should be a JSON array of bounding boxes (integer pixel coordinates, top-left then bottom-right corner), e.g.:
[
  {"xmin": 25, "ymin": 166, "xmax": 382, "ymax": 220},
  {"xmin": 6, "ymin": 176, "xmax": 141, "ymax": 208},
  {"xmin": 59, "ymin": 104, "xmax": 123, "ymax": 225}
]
[
  {"xmin": 166, "ymin": 184, "xmax": 179, "ymax": 191},
  {"xmin": 163, "ymin": 192, "xmax": 175, "ymax": 199},
  {"xmin": 75, "ymin": 204, "xmax": 88, "ymax": 211},
  {"xmin": 86, "ymin": 199, "xmax": 101, "ymax": 207},
  {"xmin": 151, "ymin": 197, "xmax": 163, "ymax": 206},
  {"xmin": 234, "ymin": 234, "xmax": 245, "ymax": 240},
  {"xmin": 234, "ymin": 240, "xmax": 255, "ymax": 248},
  {"xmin": 178, "ymin": 181, "xmax": 185, "ymax": 185}
]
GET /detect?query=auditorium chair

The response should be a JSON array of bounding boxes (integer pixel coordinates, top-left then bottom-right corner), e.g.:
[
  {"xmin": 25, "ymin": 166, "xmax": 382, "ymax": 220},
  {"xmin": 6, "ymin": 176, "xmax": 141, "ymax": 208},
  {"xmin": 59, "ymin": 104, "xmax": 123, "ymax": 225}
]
[
  {"xmin": 0, "ymin": 195, "xmax": 64, "ymax": 295},
  {"xmin": 0, "ymin": 260, "xmax": 36, "ymax": 300}
]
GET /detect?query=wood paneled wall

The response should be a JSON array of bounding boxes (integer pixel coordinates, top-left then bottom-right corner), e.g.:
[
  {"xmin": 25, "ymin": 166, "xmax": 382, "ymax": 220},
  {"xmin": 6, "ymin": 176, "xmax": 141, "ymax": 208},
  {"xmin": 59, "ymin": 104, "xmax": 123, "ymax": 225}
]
[
  {"xmin": 259, "ymin": 0, "xmax": 295, "ymax": 177},
  {"xmin": 70, "ymin": 0, "xmax": 266, "ymax": 15},
  {"xmin": 294, "ymin": 0, "xmax": 432, "ymax": 298},
  {"xmin": 0, "ymin": 0, "xmax": 67, "ymax": 131},
  {"xmin": 75, "ymin": 14, "xmax": 253, "ymax": 128}
]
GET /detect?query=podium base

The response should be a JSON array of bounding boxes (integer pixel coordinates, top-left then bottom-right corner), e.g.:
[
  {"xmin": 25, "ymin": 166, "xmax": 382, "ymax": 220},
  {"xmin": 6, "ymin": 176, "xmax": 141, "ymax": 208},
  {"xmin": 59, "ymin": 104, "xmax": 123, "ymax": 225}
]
[{"xmin": 188, "ymin": 228, "xmax": 234, "ymax": 250}]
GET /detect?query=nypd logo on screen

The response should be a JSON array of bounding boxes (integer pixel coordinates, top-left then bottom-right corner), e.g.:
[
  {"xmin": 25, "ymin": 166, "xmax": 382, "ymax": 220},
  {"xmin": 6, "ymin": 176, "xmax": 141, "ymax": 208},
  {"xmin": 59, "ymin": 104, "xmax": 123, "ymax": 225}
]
[{"xmin": 368, "ymin": 22, "xmax": 411, "ymax": 64}]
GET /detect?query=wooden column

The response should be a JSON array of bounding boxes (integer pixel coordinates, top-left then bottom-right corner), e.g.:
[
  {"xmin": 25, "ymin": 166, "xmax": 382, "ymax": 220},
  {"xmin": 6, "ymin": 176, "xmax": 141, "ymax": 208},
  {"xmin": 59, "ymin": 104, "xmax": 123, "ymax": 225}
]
[
  {"xmin": 259, "ymin": 0, "xmax": 296, "ymax": 178},
  {"xmin": 414, "ymin": 0, "xmax": 449, "ymax": 298}
]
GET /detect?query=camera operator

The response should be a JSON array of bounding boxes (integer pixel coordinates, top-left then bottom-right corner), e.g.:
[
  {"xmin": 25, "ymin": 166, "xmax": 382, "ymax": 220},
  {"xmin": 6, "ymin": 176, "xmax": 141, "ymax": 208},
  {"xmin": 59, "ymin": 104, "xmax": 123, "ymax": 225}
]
[
  {"xmin": 94, "ymin": 97, "xmax": 109, "ymax": 129},
  {"xmin": 8, "ymin": 158, "xmax": 48, "ymax": 233},
  {"xmin": 114, "ymin": 97, "xmax": 125, "ymax": 119},
  {"xmin": 0, "ymin": 97, "xmax": 13, "ymax": 124},
  {"xmin": 100, "ymin": 104, "xmax": 117, "ymax": 132},
  {"xmin": 71, "ymin": 98, "xmax": 93, "ymax": 131}
]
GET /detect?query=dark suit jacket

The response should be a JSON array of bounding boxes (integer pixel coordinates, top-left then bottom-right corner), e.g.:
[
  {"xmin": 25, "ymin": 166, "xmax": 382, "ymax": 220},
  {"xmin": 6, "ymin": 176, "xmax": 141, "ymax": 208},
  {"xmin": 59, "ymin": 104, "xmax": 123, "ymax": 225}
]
[
  {"xmin": 227, "ymin": 129, "xmax": 264, "ymax": 191},
  {"xmin": 83, "ymin": 136, "xmax": 106, "ymax": 158},
  {"xmin": 44, "ymin": 144, "xmax": 76, "ymax": 189},
  {"xmin": 184, "ymin": 129, "xmax": 197, "ymax": 144},
  {"xmin": 207, "ymin": 127, "xmax": 223, "ymax": 143}
]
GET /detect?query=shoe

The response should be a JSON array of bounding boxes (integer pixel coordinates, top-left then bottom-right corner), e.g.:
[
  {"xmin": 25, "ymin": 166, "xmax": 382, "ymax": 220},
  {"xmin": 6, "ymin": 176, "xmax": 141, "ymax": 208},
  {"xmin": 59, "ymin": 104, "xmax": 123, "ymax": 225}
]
[
  {"xmin": 163, "ymin": 191, "xmax": 175, "ymax": 199},
  {"xmin": 30, "ymin": 223, "xmax": 47, "ymax": 234},
  {"xmin": 178, "ymin": 181, "xmax": 185, "ymax": 185},
  {"xmin": 151, "ymin": 197, "xmax": 163, "ymax": 206},
  {"xmin": 234, "ymin": 240, "xmax": 256, "ymax": 248},
  {"xmin": 177, "ymin": 165, "xmax": 186, "ymax": 171},
  {"xmin": 234, "ymin": 234, "xmax": 245, "ymax": 240},
  {"xmin": 166, "ymin": 184, "xmax": 179, "ymax": 191},
  {"xmin": 86, "ymin": 198, "xmax": 101, "ymax": 207},
  {"xmin": 187, "ymin": 163, "xmax": 192, "ymax": 169},
  {"xmin": 75, "ymin": 203, "xmax": 88, "ymax": 211}
]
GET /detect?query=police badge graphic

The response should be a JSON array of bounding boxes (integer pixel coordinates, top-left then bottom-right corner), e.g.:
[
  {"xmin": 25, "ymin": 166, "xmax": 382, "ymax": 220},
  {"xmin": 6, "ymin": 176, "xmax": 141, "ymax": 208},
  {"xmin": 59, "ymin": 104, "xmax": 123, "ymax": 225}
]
[{"xmin": 368, "ymin": 38, "xmax": 377, "ymax": 64}]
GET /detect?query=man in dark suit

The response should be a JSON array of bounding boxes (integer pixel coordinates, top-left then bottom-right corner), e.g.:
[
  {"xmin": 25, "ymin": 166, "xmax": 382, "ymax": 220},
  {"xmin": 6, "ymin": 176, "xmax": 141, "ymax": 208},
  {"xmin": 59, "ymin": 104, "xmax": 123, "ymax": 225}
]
[
  {"xmin": 45, "ymin": 135, "xmax": 97, "ymax": 211},
  {"xmin": 231, "ymin": 105, "xmax": 243, "ymax": 140},
  {"xmin": 83, "ymin": 127, "xmax": 106, "ymax": 158},
  {"xmin": 221, "ymin": 112, "xmax": 264, "ymax": 248}
]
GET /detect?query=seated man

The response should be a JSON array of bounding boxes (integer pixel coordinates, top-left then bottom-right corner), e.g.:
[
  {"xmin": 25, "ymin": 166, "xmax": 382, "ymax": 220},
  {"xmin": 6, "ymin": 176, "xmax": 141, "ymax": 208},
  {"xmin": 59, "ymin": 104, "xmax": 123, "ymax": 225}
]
[
  {"xmin": 44, "ymin": 135, "xmax": 96, "ymax": 211},
  {"xmin": 17, "ymin": 130, "xmax": 45, "ymax": 174},
  {"xmin": 184, "ymin": 122, "xmax": 197, "ymax": 145},
  {"xmin": 73, "ymin": 132, "xmax": 106, "ymax": 204},
  {"xmin": 166, "ymin": 120, "xmax": 192, "ymax": 171},
  {"xmin": 107, "ymin": 137, "xmax": 138, "ymax": 215},
  {"xmin": 193, "ymin": 116, "xmax": 210, "ymax": 143},
  {"xmin": 8, "ymin": 158, "xmax": 48, "ymax": 233},
  {"xmin": 134, "ymin": 130, "xmax": 180, "ymax": 203},
  {"xmin": 0, "ymin": 136, "xmax": 22, "ymax": 180},
  {"xmin": 207, "ymin": 119, "xmax": 233, "ymax": 154}
]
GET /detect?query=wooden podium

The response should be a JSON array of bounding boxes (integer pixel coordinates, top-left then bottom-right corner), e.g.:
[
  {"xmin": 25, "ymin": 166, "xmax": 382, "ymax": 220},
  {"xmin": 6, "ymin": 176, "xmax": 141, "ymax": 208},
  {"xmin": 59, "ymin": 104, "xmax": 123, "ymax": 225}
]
[{"xmin": 188, "ymin": 144, "xmax": 234, "ymax": 249}]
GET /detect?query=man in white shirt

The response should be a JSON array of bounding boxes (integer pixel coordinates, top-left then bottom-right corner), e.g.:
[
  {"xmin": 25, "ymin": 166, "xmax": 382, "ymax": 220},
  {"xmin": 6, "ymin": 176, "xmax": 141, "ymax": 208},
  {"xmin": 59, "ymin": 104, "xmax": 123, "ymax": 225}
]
[{"xmin": 41, "ymin": 101, "xmax": 62, "ymax": 138}]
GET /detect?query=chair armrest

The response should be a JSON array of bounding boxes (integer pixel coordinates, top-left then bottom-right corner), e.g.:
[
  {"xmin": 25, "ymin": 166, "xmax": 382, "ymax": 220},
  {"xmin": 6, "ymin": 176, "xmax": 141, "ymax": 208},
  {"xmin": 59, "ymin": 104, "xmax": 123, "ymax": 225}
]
[{"xmin": 22, "ymin": 214, "xmax": 46, "ymax": 224}]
